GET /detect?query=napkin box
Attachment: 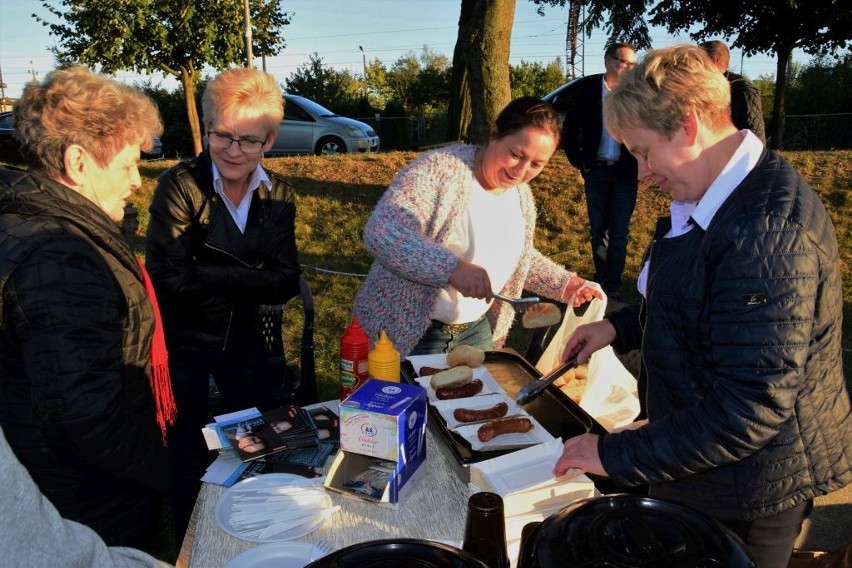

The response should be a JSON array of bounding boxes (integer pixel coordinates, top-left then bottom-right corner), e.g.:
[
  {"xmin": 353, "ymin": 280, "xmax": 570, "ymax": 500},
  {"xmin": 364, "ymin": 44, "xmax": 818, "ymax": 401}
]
[
  {"xmin": 326, "ymin": 379, "xmax": 428, "ymax": 507},
  {"xmin": 338, "ymin": 379, "xmax": 427, "ymax": 462}
]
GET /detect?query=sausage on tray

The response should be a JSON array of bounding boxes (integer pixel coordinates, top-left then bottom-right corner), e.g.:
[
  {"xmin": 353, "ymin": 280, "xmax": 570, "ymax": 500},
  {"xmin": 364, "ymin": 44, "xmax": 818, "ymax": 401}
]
[
  {"xmin": 435, "ymin": 379, "xmax": 483, "ymax": 400},
  {"xmin": 477, "ymin": 417, "xmax": 533, "ymax": 442},
  {"xmin": 453, "ymin": 402, "xmax": 509, "ymax": 423}
]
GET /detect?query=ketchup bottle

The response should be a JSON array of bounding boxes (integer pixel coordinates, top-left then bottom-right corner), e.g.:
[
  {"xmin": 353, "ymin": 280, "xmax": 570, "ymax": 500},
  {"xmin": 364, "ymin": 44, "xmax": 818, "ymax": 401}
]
[{"xmin": 339, "ymin": 316, "xmax": 370, "ymax": 400}]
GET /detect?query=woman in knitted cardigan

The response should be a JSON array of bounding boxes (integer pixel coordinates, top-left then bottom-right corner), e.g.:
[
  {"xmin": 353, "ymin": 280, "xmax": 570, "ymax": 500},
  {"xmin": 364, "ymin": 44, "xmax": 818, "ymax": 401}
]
[{"xmin": 353, "ymin": 97, "xmax": 601, "ymax": 356}]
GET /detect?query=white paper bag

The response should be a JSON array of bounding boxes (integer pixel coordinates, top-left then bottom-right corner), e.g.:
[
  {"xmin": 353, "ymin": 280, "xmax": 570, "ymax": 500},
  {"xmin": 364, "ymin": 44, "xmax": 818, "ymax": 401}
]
[{"xmin": 535, "ymin": 297, "xmax": 640, "ymax": 431}]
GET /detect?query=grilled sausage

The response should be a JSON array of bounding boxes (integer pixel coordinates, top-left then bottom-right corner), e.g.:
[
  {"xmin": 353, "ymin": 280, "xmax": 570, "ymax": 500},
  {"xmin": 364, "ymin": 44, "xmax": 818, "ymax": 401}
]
[
  {"xmin": 453, "ymin": 402, "xmax": 509, "ymax": 423},
  {"xmin": 435, "ymin": 379, "xmax": 483, "ymax": 400},
  {"xmin": 477, "ymin": 417, "xmax": 533, "ymax": 442},
  {"xmin": 419, "ymin": 366, "xmax": 447, "ymax": 377}
]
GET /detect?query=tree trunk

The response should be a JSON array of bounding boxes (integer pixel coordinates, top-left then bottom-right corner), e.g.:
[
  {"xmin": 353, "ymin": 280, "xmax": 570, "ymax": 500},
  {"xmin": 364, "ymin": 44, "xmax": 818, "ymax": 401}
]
[
  {"xmin": 446, "ymin": 0, "xmax": 515, "ymax": 143},
  {"xmin": 769, "ymin": 46, "xmax": 792, "ymax": 150},
  {"xmin": 180, "ymin": 66, "xmax": 203, "ymax": 157}
]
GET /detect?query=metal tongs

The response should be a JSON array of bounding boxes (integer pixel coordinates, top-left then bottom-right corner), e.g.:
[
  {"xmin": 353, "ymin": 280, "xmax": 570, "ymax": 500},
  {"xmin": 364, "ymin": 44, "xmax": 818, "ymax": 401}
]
[
  {"xmin": 515, "ymin": 356, "xmax": 579, "ymax": 405},
  {"xmin": 492, "ymin": 293, "xmax": 540, "ymax": 312}
]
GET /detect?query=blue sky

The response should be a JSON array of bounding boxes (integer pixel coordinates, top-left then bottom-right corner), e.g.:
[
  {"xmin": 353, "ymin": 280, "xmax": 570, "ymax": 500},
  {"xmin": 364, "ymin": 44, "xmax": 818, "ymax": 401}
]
[{"xmin": 1, "ymin": 0, "xmax": 809, "ymax": 101}]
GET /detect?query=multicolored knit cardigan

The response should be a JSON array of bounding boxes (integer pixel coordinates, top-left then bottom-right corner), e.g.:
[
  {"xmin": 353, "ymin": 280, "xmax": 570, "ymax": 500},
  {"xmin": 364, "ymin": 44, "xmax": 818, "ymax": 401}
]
[{"xmin": 352, "ymin": 144, "xmax": 577, "ymax": 356}]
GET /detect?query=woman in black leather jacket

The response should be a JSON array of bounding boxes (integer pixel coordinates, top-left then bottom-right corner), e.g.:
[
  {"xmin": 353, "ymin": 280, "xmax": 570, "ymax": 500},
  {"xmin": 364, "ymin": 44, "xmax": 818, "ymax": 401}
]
[
  {"xmin": 554, "ymin": 45, "xmax": 852, "ymax": 567},
  {"xmin": 0, "ymin": 67, "xmax": 171, "ymax": 553},
  {"xmin": 145, "ymin": 68, "xmax": 301, "ymax": 542}
]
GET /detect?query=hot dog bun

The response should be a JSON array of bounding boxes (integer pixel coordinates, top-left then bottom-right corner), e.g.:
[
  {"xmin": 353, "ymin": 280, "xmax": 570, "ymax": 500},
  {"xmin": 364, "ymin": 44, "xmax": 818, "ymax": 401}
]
[
  {"xmin": 521, "ymin": 302, "xmax": 562, "ymax": 328},
  {"xmin": 429, "ymin": 365, "xmax": 473, "ymax": 390},
  {"xmin": 446, "ymin": 345, "xmax": 485, "ymax": 368}
]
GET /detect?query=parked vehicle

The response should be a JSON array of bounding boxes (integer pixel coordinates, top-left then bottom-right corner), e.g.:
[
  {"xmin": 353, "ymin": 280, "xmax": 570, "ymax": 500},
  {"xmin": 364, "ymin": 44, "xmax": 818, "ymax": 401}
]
[
  {"xmin": 541, "ymin": 75, "xmax": 599, "ymax": 114},
  {"xmin": 270, "ymin": 94, "xmax": 380, "ymax": 156},
  {"xmin": 0, "ymin": 110, "xmax": 164, "ymax": 161}
]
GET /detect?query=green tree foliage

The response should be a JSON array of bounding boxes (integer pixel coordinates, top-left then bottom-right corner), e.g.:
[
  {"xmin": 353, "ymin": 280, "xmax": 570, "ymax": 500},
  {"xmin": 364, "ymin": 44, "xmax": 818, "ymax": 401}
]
[
  {"xmin": 647, "ymin": 0, "xmax": 851, "ymax": 148},
  {"xmin": 34, "ymin": 0, "xmax": 291, "ymax": 156},
  {"xmin": 785, "ymin": 54, "xmax": 852, "ymax": 116},
  {"xmin": 510, "ymin": 59, "xmax": 567, "ymax": 98},
  {"xmin": 283, "ymin": 53, "xmax": 357, "ymax": 109},
  {"xmin": 530, "ymin": 0, "xmax": 653, "ymax": 50}
]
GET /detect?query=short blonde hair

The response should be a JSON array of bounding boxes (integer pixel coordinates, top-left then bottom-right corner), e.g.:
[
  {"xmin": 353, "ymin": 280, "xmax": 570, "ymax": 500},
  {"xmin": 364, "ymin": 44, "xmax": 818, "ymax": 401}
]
[
  {"xmin": 201, "ymin": 68, "xmax": 283, "ymax": 135},
  {"xmin": 13, "ymin": 66, "xmax": 162, "ymax": 178},
  {"xmin": 604, "ymin": 44, "xmax": 732, "ymax": 142}
]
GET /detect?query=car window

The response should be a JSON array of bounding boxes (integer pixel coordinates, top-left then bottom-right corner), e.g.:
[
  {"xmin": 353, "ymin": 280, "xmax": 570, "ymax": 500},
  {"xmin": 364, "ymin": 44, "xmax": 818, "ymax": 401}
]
[
  {"xmin": 0, "ymin": 113, "xmax": 14, "ymax": 129},
  {"xmin": 284, "ymin": 101, "xmax": 313, "ymax": 122}
]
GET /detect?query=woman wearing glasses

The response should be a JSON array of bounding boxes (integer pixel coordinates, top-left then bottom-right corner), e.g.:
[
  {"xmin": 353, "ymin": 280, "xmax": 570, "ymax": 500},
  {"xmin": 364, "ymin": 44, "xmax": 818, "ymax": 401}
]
[{"xmin": 145, "ymin": 68, "xmax": 301, "ymax": 543}]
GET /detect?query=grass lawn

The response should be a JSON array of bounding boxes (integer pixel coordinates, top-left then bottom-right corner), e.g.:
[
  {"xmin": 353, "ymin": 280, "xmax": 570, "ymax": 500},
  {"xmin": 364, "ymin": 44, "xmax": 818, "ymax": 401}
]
[{"xmin": 127, "ymin": 149, "xmax": 852, "ymax": 403}]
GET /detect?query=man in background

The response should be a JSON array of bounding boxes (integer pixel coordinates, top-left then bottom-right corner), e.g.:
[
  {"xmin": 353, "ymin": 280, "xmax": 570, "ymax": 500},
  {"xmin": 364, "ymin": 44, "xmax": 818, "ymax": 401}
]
[
  {"xmin": 562, "ymin": 43, "xmax": 639, "ymax": 300},
  {"xmin": 700, "ymin": 40, "xmax": 767, "ymax": 144}
]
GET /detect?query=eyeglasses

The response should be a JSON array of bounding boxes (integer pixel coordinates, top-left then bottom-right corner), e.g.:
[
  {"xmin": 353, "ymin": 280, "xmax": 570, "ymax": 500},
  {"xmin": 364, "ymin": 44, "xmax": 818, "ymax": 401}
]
[
  {"xmin": 207, "ymin": 131, "xmax": 265, "ymax": 154},
  {"xmin": 609, "ymin": 55, "xmax": 636, "ymax": 68}
]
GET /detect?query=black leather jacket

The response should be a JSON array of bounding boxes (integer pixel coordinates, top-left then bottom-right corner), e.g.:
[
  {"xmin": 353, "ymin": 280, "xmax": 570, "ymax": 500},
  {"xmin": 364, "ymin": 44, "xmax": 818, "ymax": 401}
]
[
  {"xmin": 602, "ymin": 150, "xmax": 852, "ymax": 521},
  {"xmin": 145, "ymin": 151, "xmax": 301, "ymax": 352},
  {"xmin": 0, "ymin": 167, "xmax": 171, "ymax": 542}
]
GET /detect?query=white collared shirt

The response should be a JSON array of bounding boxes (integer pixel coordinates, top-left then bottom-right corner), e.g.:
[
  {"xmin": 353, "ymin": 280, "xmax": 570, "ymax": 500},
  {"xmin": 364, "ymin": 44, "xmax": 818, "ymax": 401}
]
[
  {"xmin": 637, "ymin": 130, "xmax": 764, "ymax": 297},
  {"xmin": 596, "ymin": 76, "xmax": 621, "ymax": 162},
  {"xmin": 211, "ymin": 163, "xmax": 272, "ymax": 233}
]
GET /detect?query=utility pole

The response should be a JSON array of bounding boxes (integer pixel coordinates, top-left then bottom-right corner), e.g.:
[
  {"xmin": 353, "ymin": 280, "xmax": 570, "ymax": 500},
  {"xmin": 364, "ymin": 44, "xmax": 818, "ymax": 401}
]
[
  {"xmin": 0, "ymin": 65, "xmax": 7, "ymax": 111},
  {"xmin": 29, "ymin": 61, "xmax": 38, "ymax": 82},
  {"xmin": 359, "ymin": 46, "xmax": 368, "ymax": 98},
  {"xmin": 244, "ymin": 0, "xmax": 254, "ymax": 69}
]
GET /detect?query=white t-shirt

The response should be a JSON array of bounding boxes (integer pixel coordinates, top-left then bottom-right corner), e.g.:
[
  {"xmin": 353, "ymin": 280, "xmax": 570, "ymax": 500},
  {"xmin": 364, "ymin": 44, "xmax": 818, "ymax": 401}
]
[{"xmin": 433, "ymin": 176, "xmax": 525, "ymax": 323}]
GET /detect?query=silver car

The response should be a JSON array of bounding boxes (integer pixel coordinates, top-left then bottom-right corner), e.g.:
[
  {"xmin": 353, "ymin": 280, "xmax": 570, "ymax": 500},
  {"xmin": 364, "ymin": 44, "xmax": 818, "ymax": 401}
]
[{"xmin": 270, "ymin": 94, "xmax": 380, "ymax": 156}]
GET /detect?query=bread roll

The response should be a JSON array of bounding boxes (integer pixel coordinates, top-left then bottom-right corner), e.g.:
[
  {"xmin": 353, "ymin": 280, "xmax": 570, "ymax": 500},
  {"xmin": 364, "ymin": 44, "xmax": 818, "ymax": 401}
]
[
  {"xmin": 522, "ymin": 302, "xmax": 562, "ymax": 328},
  {"xmin": 446, "ymin": 344, "xmax": 485, "ymax": 368},
  {"xmin": 429, "ymin": 365, "xmax": 473, "ymax": 390}
]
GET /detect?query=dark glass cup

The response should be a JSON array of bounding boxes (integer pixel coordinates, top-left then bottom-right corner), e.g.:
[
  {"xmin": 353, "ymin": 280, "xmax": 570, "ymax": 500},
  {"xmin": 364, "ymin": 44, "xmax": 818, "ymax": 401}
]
[{"xmin": 462, "ymin": 492, "xmax": 509, "ymax": 568}]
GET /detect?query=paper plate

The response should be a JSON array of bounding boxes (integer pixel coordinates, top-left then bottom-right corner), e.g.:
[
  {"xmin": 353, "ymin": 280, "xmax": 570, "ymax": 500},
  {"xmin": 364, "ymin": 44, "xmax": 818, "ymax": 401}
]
[
  {"xmin": 223, "ymin": 541, "xmax": 321, "ymax": 568},
  {"xmin": 215, "ymin": 473, "xmax": 334, "ymax": 543}
]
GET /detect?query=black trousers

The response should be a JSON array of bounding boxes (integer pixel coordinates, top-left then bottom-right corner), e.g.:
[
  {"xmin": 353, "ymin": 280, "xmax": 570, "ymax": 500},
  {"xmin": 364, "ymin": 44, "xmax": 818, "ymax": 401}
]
[
  {"xmin": 721, "ymin": 499, "xmax": 813, "ymax": 568},
  {"xmin": 165, "ymin": 346, "xmax": 278, "ymax": 544}
]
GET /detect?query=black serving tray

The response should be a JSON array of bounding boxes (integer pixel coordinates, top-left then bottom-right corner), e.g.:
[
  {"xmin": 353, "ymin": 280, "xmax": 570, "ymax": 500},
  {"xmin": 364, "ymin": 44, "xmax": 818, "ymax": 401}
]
[{"xmin": 401, "ymin": 349, "xmax": 610, "ymax": 485}]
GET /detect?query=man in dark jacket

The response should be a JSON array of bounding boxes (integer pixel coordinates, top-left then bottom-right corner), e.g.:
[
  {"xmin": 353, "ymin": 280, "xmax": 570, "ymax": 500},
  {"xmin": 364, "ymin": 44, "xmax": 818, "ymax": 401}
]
[
  {"xmin": 554, "ymin": 45, "xmax": 851, "ymax": 568},
  {"xmin": 561, "ymin": 43, "xmax": 639, "ymax": 299},
  {"xmin": 701, "ymin": 40, "xmax": 767, "ymax": 144},
  {"xmin": 145, "ymin": 68, "xmax": 301, "ymax": 543},
  {"xmin": 0, "ymin": 67, "xmax": 171, "ymax": 552}
]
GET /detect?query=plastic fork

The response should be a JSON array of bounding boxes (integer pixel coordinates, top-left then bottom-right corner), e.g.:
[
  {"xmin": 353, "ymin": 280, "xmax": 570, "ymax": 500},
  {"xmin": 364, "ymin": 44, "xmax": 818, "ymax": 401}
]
[
  {"xmin": 492, "ymin": 293, "xmax": 540, "ymax": 312},
  {"xmin": 309, "ymin": 539, "xmax": 333, "ymax": 560}
]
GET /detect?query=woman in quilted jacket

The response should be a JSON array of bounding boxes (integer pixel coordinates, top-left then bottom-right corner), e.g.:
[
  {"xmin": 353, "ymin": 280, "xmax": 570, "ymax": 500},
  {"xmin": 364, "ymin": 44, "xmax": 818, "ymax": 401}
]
[
  {"xmin": 554, "ymin": 45, "xmax": 852, "ymax": 567},
  {"xmin": 0, "ymin": 67, "xmax": 172, "ymax": 553}
]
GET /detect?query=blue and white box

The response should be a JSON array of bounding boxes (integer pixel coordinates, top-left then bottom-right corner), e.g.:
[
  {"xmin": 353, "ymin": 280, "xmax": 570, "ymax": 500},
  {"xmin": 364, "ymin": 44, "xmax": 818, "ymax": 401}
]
[{"xmin": 325, "ymin": 379, "xmax": 427, "ymax": 507}]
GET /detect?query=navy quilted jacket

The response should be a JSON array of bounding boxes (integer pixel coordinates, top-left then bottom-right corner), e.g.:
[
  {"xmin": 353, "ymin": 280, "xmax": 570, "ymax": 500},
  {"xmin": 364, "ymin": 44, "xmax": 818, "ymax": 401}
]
[
  {"xmin": 0, "ymin": 167, "xmax": 171, "ymax": 543},
  {"xmin": 601, "ymin": 150, "xmax": 852, "ymax": 521}
]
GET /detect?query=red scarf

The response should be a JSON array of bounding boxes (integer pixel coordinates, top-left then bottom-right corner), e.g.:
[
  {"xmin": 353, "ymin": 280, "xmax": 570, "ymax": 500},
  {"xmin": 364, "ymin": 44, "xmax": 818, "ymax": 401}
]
[{"xmin": 136, "ymin": 258, "xmax": 177, "ymax": 442}]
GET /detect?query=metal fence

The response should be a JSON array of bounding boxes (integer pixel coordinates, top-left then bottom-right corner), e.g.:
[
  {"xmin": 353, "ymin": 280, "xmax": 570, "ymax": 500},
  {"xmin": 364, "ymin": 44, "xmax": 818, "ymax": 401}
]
[
  {"xmin": 363, "ymin": 113, "xmax": 852, "ymax": 152},
  {"xmin": 775, "ymin": 113, "xmax": 852, "ymax": 151}
]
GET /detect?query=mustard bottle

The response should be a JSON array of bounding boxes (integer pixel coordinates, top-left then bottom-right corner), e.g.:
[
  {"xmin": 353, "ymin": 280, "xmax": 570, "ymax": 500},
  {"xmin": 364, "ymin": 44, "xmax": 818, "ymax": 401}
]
[{"xmin": 368, "ymin": 330, "xmax": 401, "ymax": 383}]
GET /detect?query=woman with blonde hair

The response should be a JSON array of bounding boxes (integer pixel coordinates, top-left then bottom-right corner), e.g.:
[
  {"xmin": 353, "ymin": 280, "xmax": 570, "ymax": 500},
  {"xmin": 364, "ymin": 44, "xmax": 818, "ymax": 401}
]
[
  {"xmin": 555, "ymin": 45, "xmax": 851, "ymax": 567},
  {"xmin": 146, "ymin": 67, "xmax": 301, "ymax": 542},
  {"xmin": 0, "ymin": 66, "xmax": 173, "ymax": 552}
]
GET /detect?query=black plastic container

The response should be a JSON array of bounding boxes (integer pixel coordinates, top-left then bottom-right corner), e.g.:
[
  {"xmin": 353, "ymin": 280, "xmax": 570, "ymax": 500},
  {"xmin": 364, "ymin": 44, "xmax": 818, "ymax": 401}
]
[{"xmin": 517, "ymin": 494, "xmax": 758, "ymax": 568}]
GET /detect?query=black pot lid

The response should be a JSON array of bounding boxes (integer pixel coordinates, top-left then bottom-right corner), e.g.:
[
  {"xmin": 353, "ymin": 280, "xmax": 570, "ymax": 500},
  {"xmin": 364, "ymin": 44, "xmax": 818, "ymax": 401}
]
[
  {"xmin": 304, "ymin": 538, "xmax": 490, "ymax": 568},
  {"xmin": 529, "ymin": 494, "xmax": 758, "ymax": 568}
]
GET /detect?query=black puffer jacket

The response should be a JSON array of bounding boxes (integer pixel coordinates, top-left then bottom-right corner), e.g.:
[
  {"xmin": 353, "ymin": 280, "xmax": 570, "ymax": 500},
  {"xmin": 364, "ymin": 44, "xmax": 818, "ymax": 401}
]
[
  {"xmin": 602, "ymin": 150, "xmax": 852, "ymax": 521},
  {"xmin": 0, "ymin": 167, "xmax": 171, "ymax": 544},
  {"xmin": 145, "ymin": 151, "xmax": 301, "ymax": 352}
]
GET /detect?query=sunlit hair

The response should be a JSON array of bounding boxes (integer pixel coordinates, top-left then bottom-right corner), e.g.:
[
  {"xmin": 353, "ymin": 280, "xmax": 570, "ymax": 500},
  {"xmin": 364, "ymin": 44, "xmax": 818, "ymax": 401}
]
[
  {"xmin": 491, "ymin": 96, "xmax": 561, "ymax": 145},
  {"xmin": 604, "ymin": 44, "xmax": 732, "ymax": 142},
  {"xmin": 202, "ymin": 68, "xmax": 284, "ymax": 136},
  {"xmin": 13, "ymin": 66, "xmax": 162, "ymax": 178}
]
